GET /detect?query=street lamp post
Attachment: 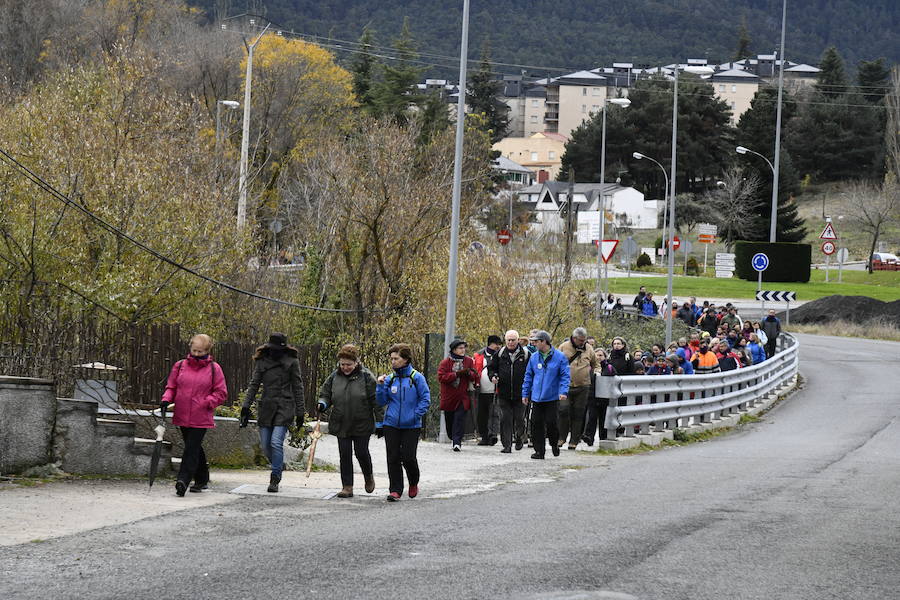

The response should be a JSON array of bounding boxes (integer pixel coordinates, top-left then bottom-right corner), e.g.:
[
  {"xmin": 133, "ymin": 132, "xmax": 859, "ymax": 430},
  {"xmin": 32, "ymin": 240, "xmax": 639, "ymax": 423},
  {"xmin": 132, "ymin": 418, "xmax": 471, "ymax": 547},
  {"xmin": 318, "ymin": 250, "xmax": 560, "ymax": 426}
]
[
  {"xmin": 736, "ymin": 145, "xmax": 777, "ymax": 238},
  {"xmin": 215, "ymin": 100, "xmax": 240, "ymax": 154},
  {"xmin": 595, "ymin": 96, "xmax": 631, "ymax": 316},
  {"xmin": 632, "ymin": 152, "xmax": 669, "ymax": 252},
  {"xmin": 442, "ymin": 0, "xmax": 470, "ymax": 354},
  {"xmin": 771, "ymin": 0, "xmax": 789, "ymax": 243},
  {"xmin": 237, "ymin": 22, "xmax": 271, "ymax": 230}
]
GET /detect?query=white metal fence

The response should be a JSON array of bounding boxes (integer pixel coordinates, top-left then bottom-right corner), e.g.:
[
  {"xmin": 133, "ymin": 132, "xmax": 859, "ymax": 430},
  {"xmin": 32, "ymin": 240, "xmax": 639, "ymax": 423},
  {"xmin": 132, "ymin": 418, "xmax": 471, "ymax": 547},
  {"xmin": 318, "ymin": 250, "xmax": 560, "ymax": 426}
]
[{"xmin": 595, "ymin": 333, "xmax": 799, "ymax": 441}]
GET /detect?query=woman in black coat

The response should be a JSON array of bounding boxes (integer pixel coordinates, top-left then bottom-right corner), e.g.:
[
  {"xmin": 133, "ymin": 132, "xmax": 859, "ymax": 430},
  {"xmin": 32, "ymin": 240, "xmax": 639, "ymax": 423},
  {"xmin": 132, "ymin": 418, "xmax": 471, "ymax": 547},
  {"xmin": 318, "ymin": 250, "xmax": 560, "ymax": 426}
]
[
  {"xmin": 317, "ymin": 344, "xmax": 382, "ymax": 498},
  {"xmin": 241, "ymin": 333, "xmax": 305, "ymax": 493}
]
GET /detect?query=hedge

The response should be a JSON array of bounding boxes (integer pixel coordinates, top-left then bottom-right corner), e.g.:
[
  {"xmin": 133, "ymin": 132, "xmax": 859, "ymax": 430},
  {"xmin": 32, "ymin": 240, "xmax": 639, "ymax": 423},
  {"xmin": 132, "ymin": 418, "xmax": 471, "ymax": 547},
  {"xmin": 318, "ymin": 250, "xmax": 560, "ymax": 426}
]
[{"xmin": 734, "ymin": 241, "xmax": 811, "ymax": 282}]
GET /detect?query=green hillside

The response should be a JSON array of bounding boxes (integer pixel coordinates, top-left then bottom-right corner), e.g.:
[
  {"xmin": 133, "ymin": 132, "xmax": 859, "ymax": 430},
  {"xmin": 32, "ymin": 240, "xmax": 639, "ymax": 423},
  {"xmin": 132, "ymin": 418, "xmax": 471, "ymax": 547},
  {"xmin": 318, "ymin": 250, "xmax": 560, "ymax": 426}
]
[{"xmin": 194, "ymin": 0, "xmax": 899, "ymax": 76}]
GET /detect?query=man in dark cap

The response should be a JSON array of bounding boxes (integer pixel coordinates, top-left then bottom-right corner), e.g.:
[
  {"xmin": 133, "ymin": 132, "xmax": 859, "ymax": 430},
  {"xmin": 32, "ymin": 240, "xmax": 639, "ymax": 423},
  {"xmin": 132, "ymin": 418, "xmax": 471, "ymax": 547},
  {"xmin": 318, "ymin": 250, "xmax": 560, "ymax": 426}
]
[{"xmin": 521, "ymin": 330, "xmax": 570, "ymax": 459}]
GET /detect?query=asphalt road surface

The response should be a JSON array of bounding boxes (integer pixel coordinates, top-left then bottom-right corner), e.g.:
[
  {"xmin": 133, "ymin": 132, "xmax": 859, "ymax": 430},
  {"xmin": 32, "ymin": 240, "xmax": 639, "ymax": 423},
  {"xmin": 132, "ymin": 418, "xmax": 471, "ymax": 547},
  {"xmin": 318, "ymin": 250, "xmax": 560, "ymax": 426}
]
[{"xmin": 3, "ymin": 333, "xmax": 899, "ymax": 600}]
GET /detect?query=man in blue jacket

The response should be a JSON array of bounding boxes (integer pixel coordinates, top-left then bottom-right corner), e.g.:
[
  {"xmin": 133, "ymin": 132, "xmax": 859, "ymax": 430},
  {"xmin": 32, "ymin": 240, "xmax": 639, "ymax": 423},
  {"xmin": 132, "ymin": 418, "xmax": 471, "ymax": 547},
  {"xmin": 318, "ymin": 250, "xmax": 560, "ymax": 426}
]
[{"xmin": 521, "ymin": 330, "xmax": 570, "ymax": 459}]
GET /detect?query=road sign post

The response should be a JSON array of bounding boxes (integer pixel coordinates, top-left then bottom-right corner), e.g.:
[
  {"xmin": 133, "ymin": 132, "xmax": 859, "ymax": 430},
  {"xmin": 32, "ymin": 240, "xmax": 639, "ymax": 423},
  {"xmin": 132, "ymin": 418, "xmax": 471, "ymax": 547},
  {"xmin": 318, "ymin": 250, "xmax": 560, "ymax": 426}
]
[
  {"xmin": 752, "ymin": 253, "xmax": 770, "ymax": 314},
  {"xmin": 836, "ymin": 247, "xmax": 849, "ymax": 283},
  {"xmin": 757, "ymin": 290, "xmax": 796, "ymax": 325},
  {"xmin": 820, "ymin": 220, "xmax": 837, "ymax": 284}
]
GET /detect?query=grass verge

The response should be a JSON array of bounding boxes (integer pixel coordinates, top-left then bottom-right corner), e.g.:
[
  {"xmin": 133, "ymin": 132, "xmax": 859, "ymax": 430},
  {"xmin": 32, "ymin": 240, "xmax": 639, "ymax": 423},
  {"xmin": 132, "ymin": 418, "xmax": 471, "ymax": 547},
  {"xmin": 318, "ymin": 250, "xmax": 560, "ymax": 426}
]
[
  {"xmin": 579, "ymin": 269, "xmax": 900, "ymax": 302},
  {"xmin": 788, "ymin": 320, "xmax": 900, "ymax": 342}
]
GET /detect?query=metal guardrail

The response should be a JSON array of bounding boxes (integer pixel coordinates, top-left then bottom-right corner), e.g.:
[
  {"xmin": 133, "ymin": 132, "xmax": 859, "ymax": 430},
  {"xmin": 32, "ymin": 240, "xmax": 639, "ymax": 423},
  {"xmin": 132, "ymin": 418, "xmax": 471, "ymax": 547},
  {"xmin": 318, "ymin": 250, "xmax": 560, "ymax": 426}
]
[{"xmin": 595, "ymin": 333, "xmax": 799, "ymax": 439}]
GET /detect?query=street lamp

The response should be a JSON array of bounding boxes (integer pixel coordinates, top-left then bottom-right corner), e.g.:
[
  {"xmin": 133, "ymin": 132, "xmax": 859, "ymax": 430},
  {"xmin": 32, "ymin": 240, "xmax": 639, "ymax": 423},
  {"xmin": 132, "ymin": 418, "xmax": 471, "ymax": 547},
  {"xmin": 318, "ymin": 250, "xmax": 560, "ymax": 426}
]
[
  {"xmin": 735, "ymin": 144, "xmax": 777, "ymax": 238},
  {"xmin": 215, "ymin": 100, "xmax": 240, "ymax": 153},
  {"xmin": 595, "ymin": 96, "xmax": 631, "ymax": 316},
  {"xmin": 632, "ymin": 152, "xmax": 669, "ymax": 244}
]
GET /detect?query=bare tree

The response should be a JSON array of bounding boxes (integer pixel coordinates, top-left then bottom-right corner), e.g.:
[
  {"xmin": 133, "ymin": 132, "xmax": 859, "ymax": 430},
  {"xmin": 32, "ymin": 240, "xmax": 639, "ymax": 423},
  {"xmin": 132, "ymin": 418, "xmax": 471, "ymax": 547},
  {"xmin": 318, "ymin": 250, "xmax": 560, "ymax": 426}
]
[
  {"xmin": 702, "ymin": 167, "xmax": 762, "ymax": 250},
  {"xmin": 841, "ymin": 182, "xmax": 900, "ymax": 273}
]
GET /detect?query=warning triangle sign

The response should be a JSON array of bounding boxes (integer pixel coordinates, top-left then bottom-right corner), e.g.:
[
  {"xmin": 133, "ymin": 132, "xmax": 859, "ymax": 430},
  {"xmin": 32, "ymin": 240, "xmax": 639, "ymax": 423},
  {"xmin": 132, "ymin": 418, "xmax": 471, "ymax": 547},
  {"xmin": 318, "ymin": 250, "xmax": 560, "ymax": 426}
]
[
  {"xmin": 601, "ymin": 240, "xmax": 619, "ymax": 263},
  {"xmin": 819, "ymin": 222, "xmax": 837, "ymax": 240}
]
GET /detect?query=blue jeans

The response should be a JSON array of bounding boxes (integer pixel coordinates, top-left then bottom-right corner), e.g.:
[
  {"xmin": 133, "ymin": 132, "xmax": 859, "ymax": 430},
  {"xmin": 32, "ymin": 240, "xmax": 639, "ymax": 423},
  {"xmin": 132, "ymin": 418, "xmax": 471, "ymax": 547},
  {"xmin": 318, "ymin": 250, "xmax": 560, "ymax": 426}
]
[{"xmin": 259, "ymin": 425, "xmax": 288, "ymax": 478}]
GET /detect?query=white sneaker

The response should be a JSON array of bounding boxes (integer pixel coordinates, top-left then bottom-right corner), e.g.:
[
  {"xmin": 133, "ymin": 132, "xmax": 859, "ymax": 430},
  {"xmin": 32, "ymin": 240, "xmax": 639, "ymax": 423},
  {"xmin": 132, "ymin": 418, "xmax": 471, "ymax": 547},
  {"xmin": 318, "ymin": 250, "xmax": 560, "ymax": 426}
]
[{"xmin": 452, "ymin": 444, "xmax": 461, "ymax": 452}]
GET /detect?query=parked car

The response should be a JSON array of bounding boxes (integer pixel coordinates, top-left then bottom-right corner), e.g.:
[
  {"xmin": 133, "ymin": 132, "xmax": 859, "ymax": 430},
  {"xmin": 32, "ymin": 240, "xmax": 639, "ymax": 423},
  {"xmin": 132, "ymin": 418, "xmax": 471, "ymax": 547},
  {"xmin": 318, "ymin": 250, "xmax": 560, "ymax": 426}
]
[{"xmin": 871, "ymin": 253, "xmax": 899, "ymax": 270}]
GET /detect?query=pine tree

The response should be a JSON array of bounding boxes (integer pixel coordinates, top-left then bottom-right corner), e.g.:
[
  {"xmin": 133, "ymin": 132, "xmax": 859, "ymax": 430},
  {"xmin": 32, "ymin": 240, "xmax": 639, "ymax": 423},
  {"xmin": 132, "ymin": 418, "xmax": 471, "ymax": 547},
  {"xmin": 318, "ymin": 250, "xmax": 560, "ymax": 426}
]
[
  {"xmin": 857, "ymin": 58, "xmax": 890, "ymax": 104},
  {"xmin": 733, "ymin": 18, "xmax": 751, "ymax": 61},
  {"xmin": 786, "ymin": 87, "xmax": 884, "ymax": 182},
  {"xmin": 467, "ymin": 41, "xmax": 509, "ymax": 143},
  {"xmin": 351, "ymin": 26, "xmax": 378, "ymax": 113},
  {"xmin": 371, "ymin": 17, "xmax": 423, "ymax": 125},
  {"xmin": 416, "ymin": 91, "xmax": 451, "ymax": 145},
  {"xmin": 815, "ymin": 46, "xmax": 848, "ymax": 98}
]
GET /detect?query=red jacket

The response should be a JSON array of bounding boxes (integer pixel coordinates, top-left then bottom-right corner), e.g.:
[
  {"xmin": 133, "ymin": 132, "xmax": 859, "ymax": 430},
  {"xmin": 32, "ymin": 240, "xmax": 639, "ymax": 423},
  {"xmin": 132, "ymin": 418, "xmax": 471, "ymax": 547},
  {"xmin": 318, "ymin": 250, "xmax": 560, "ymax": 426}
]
[
  {"xmin": 162, "ymin": 355, "xmax": 228, "ymax": 428},
  {"xmin": 437, "ymin": 355, "xmax": 477, "ymax": 411}
]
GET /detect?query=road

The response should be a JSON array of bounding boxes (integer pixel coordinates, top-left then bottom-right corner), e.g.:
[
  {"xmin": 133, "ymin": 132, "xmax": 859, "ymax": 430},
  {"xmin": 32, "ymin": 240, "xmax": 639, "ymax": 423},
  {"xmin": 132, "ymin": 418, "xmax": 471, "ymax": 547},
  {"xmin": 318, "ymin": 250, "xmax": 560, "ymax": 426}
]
[{"xmin": 3, "ymin": 334, "xmax": 899, "ymax": 600}]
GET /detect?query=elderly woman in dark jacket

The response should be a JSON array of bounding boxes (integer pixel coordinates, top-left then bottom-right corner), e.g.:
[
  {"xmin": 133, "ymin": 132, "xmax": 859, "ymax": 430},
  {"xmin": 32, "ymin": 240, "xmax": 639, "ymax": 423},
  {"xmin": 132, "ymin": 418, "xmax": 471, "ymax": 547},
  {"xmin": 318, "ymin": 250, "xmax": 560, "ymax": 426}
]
[
  {"xmin": 241, "ymin": 333, "xmax": 305, "ymax": 493},
  {"xmin": 317, "ymin": 344, "xmax": 382, "ymax": 498}
]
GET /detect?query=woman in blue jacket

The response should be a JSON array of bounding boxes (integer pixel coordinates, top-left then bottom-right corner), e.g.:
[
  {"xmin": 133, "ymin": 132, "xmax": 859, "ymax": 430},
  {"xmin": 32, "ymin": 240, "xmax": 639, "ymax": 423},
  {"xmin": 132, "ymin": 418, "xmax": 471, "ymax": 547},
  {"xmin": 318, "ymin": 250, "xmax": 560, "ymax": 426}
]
[
  {"xmin": 748, "ymin": 334, "xmax": 767, "ymax": 365},
  {"xmin": 521, "ymin": 330, "xmax": 570, "ymax": 459},
  {"xmin": 376, "ymin": 343, "xmax": 431, "ymax": 502}
]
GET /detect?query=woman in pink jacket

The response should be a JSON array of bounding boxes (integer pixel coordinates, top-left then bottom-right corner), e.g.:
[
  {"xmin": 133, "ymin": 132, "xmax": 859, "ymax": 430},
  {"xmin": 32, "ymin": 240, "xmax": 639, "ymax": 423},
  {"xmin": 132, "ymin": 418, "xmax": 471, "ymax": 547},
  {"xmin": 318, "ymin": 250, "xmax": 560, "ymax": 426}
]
[{"xmin": 160, "ymin": 334, "xmax": 228, "ymax": 496}]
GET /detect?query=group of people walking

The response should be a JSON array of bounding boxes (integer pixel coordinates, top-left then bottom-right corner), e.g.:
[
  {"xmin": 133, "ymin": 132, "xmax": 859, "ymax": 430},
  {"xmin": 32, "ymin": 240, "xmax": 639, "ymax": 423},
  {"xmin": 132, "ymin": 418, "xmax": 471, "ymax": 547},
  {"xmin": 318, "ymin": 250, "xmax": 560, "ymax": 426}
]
[
  {"xmin": 158, "ymin": 296, "xmax": 782, "ymax": 501},
  {"xmin": 160, "ymin": 334, "xmax": 430, "ymax": 502}
]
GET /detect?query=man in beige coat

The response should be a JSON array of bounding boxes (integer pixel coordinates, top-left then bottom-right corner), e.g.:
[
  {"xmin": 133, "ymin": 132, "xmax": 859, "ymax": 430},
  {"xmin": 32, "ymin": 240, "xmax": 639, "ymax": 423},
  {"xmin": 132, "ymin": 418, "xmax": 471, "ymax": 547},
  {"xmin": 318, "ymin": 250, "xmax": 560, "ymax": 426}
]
[{"xmin": 557, "ymin": 327, "xmax": 599, "ymax": 449}]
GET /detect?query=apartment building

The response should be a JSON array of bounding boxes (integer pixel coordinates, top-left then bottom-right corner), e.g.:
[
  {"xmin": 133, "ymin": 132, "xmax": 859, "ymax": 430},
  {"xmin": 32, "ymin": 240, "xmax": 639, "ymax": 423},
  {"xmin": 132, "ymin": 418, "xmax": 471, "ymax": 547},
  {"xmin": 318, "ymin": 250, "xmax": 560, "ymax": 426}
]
[{"xmin": 710, "ymin": 69, "xmax": 761, "ymax": 124}]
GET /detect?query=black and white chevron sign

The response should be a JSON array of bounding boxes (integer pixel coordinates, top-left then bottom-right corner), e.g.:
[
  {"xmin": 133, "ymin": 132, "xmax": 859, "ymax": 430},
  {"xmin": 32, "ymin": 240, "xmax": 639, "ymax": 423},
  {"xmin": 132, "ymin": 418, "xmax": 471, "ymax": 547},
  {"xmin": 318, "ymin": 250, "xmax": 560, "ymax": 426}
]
[{"xmin": 756, "ymin": 290, "xmax": 797, "ymax": 302}]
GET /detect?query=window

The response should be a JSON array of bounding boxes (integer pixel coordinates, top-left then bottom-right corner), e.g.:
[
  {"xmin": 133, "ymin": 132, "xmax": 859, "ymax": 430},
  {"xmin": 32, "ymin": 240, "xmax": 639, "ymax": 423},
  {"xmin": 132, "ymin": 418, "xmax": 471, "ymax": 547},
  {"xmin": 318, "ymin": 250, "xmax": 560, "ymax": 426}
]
[
  {"xmin": 530, "ymin": 114, "xmax": 538, "ymax": 123},
  {"xmin": 719, "ymin": 84, "xmax": 725, "ymax": 92},
  {"xmin": 531, "ymin": 99, "xmax": 540, "ymax": 107},
  {"xmin": 593, "ymin": 87, "xmax": 602, "ymax": 96},
  {"xmin": 731, "ymin": 101, "xmax": 736, "ymax": 109},
  {"xmin": 582, "ymin": 104, "xmax": 587, "ymax": 113},
  {"xmin": 582, "ymin": 88, "xmax": 588, "ymax": 96},
  {"xmin": 549, "ymin": 151, "xmax": 556, "ymax": 160},
  {"xmin": 732, "ymin": 85, "xmax": 737, "ymax": 93},
  {"xmin": 531, "ymin": 152, "xmax": 539, "ymax": 161},
  {"xmin": 592, "ymin": 105, "xmax": 600, "ymax": 111}
]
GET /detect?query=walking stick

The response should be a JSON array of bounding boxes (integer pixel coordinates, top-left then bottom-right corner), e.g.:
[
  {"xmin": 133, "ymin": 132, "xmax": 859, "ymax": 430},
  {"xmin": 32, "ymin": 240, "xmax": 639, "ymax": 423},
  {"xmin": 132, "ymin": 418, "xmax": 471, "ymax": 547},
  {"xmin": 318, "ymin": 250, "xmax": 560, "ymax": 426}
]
[{"xmin": 306, "ymin": 418, "xmax": 322, "ymax": 478}]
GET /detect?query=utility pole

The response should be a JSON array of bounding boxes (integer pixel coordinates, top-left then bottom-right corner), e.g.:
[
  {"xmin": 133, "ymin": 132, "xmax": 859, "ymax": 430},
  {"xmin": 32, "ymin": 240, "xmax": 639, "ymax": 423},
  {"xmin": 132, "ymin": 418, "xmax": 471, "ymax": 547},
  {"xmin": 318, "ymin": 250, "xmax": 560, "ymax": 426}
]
[
  {"xmin": 237, "ymin": 23, "xmax": 271, "ymax": 230},
  {"xmin": 770, "ymin": 0, "xmax": 788, "ymax": 242},
  {"xmin": 442, "ymin": 0, "xmax": 470, "ymax": 354},
  {"xmin": 563, "ymin": 170, "xmax": 576, "ymax": 282},
  {"xmin": 665, "ymin": 65, "xmax": 679, "ymax": 347}
]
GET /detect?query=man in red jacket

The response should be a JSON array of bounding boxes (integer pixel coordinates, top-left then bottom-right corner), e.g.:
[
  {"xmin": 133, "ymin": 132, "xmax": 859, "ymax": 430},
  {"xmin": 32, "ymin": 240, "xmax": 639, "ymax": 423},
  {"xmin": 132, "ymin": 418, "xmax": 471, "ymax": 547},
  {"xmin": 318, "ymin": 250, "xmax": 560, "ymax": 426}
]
[{"xmin": 437, "ymin": 339, "xmax": 478, "ymax": 451}]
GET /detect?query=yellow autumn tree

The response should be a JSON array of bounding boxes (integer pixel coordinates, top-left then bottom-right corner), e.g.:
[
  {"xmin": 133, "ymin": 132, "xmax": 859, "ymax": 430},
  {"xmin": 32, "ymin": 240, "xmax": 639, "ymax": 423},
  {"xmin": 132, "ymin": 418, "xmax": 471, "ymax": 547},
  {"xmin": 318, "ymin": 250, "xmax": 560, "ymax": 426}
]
[{"xmin": 238, "ymin": 34, "xmax": 355, "ymax": 224}]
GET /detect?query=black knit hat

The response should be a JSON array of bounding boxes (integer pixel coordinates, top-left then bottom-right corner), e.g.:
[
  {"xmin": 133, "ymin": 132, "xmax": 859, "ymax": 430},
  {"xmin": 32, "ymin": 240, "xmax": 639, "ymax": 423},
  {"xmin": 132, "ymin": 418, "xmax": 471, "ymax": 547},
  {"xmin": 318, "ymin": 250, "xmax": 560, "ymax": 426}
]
[{"xmin": 265, "ymin": 332, "xmax": 288, "ymax": 349}]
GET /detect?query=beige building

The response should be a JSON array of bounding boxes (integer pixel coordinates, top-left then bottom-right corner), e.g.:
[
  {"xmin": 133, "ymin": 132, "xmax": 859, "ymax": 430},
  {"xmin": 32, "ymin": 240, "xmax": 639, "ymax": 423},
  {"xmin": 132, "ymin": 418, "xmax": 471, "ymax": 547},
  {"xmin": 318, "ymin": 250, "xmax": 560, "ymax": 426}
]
[
  {"xmin": 545, "ymin": 71, "xmax": 608, "ymax": 138},
  {"xmin": 493, "ymin": 132, "xmax": 568, "ymax": 182},
  {"xmin": 710, "ymin": 69, "xmax": 760, "ymax": 124}
]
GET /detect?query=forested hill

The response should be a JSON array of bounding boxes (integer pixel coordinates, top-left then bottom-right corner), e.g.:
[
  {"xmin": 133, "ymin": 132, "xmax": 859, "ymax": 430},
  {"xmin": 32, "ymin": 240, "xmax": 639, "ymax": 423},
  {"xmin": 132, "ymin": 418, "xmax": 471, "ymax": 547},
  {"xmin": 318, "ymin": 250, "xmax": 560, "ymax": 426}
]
[{"xmin": 194, "ymin": 0, "xmax": 899, "ymax": 76}]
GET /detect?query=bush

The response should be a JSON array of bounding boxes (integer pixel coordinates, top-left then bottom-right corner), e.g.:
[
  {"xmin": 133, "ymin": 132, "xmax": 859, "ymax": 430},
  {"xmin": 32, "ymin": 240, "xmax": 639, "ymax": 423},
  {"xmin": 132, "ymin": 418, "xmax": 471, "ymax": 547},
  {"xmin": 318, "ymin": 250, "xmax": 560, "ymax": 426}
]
[
  {"xmin": 686, "ymin": 256, "xmax": 699, "ymax": 276},
  {"xmin": 734, "ymin": 241, "xmax": 811, "ymax": 282},
  {"xmin": 636, "ymin": 252, "xmax": 652, "ymax": 268}
]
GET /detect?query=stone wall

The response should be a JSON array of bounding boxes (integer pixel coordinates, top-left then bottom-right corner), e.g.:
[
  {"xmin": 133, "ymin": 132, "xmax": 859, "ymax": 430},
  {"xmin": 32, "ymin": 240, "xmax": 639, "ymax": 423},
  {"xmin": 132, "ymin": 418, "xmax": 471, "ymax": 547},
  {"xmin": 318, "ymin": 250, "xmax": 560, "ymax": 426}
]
[{"xmin": 0, "ymin": 376, "xmax": 56, "ymax": 473}]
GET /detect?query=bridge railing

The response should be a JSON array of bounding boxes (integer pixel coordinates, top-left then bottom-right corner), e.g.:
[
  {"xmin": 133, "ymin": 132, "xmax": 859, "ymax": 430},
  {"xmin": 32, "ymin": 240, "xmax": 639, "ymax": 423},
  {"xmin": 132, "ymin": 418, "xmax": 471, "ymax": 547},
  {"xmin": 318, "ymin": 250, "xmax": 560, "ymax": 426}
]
[{"xmin": 595, "ymin": 333, "xmax": 799, "ymax": 442}]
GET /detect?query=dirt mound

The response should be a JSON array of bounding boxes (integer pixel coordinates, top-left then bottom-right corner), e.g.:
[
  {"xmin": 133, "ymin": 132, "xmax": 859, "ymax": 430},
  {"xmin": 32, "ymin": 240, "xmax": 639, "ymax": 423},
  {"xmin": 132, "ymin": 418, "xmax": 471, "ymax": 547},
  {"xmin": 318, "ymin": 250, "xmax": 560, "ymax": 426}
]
[{"xmin": 785, "ymin": 295, "xmax": 900, "ymax": 327}]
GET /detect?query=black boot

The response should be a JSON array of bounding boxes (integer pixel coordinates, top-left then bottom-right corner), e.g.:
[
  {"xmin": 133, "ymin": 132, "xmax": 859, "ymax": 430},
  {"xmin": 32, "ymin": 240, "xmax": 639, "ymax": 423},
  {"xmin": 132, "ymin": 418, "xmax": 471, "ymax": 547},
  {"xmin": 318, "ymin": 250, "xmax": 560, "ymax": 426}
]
[{"xmin": 267, "ymin": 473, "xmax": 280, "ymax": 493}]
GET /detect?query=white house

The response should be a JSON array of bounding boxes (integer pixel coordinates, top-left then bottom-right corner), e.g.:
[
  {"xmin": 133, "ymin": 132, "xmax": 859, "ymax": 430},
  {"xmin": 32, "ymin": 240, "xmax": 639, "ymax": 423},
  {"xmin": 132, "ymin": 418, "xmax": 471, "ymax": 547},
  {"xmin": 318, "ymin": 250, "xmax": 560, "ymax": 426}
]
[{"xmin": 516, "ymin": 181, "xmax": 661, "ymax": 239}]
